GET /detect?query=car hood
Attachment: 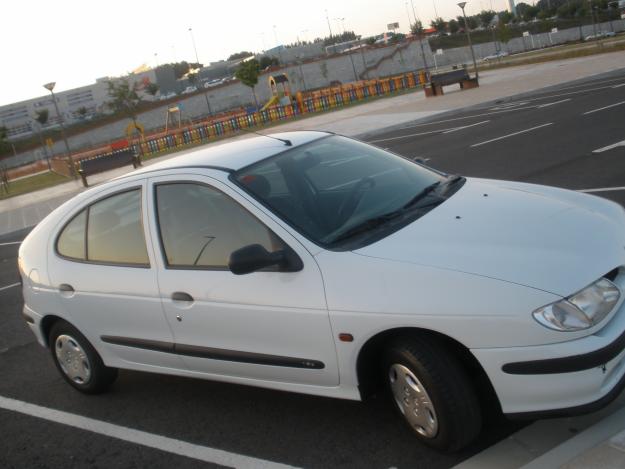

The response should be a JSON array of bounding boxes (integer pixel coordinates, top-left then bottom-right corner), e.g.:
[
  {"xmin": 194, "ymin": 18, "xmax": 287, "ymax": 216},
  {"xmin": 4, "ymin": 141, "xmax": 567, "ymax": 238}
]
[{"xmin": 354, "ymin": 178, "xmax": 625, "ymax": 296}]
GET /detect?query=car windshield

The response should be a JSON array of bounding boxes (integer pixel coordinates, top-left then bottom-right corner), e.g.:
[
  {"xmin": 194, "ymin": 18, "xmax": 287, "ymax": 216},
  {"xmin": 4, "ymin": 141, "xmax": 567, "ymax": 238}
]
[{"xmin": 234, "ymin": 135, "xmax": 461, "ymax": 249}]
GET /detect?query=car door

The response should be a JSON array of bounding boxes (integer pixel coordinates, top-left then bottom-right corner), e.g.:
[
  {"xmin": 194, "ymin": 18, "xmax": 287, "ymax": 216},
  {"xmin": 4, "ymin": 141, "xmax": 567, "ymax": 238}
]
[
  {"xmin": 47, "ymin": 180, "xmax": 183, "ymax": 370},
  {"xmin": 147, "ymin": 173, "xmax": 339, "ymax": 386}
]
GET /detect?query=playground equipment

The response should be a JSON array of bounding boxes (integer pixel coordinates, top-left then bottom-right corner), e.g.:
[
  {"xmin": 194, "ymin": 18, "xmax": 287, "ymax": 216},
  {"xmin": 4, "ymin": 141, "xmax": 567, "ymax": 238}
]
[
  {"xmin": 165, "ymin": 105, "xmax": 183, "ymax": 133},
  {"xmin": 262, "ymin": 73, "xmax": 292, "ymax": 111}
]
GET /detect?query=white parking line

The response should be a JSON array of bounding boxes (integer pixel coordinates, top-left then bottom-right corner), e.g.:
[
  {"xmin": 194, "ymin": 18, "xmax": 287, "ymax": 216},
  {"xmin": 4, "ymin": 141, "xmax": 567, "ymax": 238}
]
[
  {"xmin": 583, "ymin": 100, "xmax": 625, "ymax": 115},
  {"xmin": 613, "ymin": 83, "xmax": 625, "ymax": 89},
  {"xmin": 537, "ymin": 98, "xmax": 571, "ymax": 108},
  {"xmin": 579, "ymin": 186, "xmax": 625, "ymax": 193},
  {"xmin": 0, "ymin": 241, "xmax": 22, "ymax": 246},
  {"xmin": 442, "ymin": 120, "xmax": 490, "ymax": 134},
  {"xmin": 371, "ymin": 120, "xmax": 490, "ymax": 143},
  {"xmin": 0, "ymin": 283, "xmax": 20, "ymax": 292},
  {"xmin": 369, "ymin": 126, "xmax": 464, "ymax": 143},
  {"xmin": 396, "ymin": 105, "xmax": 538, "ymax": 129},
  {"xmin": 592, "ymin": 140, "xmax": 625, "ymax": 154},
  {"xmin": 0, "ymin": 395, "xmax": 297, "ymax": 469},
  {"xmin": 470, "ymin": 123, "xmax": 553, "ymax": 148}
]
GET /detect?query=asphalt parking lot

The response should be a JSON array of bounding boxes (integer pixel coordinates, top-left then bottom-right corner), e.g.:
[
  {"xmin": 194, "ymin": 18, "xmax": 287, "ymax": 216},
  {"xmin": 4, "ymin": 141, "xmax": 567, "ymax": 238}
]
[{"xmin": 1, "ymin": 68, "xmax": 624, "ymax": 468}]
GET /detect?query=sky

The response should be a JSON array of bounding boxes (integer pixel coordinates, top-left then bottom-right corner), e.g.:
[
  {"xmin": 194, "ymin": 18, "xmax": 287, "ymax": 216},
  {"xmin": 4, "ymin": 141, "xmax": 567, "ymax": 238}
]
[{"xmin": 1, "ymin": 0, "xmax": 511, "ymax": 107}]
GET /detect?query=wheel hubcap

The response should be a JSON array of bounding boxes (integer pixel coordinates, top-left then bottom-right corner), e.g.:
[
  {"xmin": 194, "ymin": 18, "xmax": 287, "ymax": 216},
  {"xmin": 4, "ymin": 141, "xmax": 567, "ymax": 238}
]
[
  {"xmin": 55, "ymin": 335, "xmax": 91, "ymax": 384},
  {"xmin": 389, "ymin": 363, "xmax": 438, "ymax": 438}
]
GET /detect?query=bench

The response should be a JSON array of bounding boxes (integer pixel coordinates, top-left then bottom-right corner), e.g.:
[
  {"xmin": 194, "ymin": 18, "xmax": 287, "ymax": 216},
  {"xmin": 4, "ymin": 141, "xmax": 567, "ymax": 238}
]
[
  {"xmin": 78, "ymin": 148, "xmax": 141, "ymax": 187},
  {"xmin": 425, "ymin": 69, "xmax": 479, "ymax": 97}
]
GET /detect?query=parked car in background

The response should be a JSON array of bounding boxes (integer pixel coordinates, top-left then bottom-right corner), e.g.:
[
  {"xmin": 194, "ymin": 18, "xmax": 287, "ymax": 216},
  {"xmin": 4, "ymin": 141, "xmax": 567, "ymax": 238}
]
[
  {"xmin": 181, "ymin": 86, "xmax": 197, "ymax": 95},
  {"xmin": 159, "ymin": 92, "xmax": 177, "ymax": 101},
  {"xmin": 585, "ymin": 31, "xmax": 616, "ymax": 41},
  {"xmin": 203, "ymin": 79, "xmax": 224, "ymax": 88},
  {"xmin": 19, "ymin": 132, "xmax": 625, "ymax": 452},
  {"xmin": 483, "ymin": 51, "xmax": 509, "ymax": 61}
]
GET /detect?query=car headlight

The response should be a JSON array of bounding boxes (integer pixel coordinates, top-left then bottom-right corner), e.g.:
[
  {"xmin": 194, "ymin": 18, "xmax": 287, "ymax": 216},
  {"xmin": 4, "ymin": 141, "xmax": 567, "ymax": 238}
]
[{"xmin": 533, "ymin": 278, "xmax": 620, "ymax": 331}]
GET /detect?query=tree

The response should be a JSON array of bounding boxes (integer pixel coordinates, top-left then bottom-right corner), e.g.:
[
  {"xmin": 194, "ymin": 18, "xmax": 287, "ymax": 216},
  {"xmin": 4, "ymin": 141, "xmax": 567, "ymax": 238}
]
[
  {"xmin": 498, "ymin": 11, "xmax": 513, "ymax": 24},
  {"xmin": 497, "ymin": 22, "xmax": 514, "ymax": 44},
  {"xmin": 259, "ymin": 55, "xmax": 279, "ymax": 69},
  {"xmin": 448, "ymin": 19, "xmax": 460, "ymax": 33},
  {"xmin": 478, "ymin": 10, "xmax": 497, "ymax": 27},
  {"xmin": 34, "ymin": 109, "xmax": 49, "ymax": 126},
  {"xmin": 156, "ymin": 61, "xmax": 203, "ymax": 80},
  {"xmin": 411, "ymin": 20, "xmax": 424, "ymax": 36},
  {"xmin": 187, "ymin": 71, "xmax": 198, "ymax": 87},
  {"xmin": 430, "ymin": 17, "xmax": 447, "ymax": 33},
  {"xmin": 145, "ymin": 82, "xmax": 159, "ymax": 96},
  {"xmin": 323, "ymin": 31, "xmax": 358, "ymax": 46},
  {"xmin": 32, "ymin": 110, "xmax": 50, "ymax": 169},
  {"xmin": 390, "ymin": 32, "xmax": 407, "ymax": 43},
  {"xmin": 77, "ymin": 107, "xmax": 88, "ymax": 119},
  {"xmin": 234, "ymin": 59, "xmax": 261, "ymax": 108},
  {"xmin": 457, "ymin": 14, "xmax": 479, "ymax": 30},
  {"xmin": 228, "ymin": 51, "xmax": 254, "ymax": 61},
  {"xmin": 106, "ymin": 77, "xmax": 143, "ymax": 140}
]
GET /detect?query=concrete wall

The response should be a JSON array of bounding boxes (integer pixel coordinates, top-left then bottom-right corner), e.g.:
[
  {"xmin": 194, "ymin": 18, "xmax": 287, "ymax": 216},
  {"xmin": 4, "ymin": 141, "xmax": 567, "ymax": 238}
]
[{"xmin": 5, "ymin": 19, "xmax": 625, "ymax": 169}]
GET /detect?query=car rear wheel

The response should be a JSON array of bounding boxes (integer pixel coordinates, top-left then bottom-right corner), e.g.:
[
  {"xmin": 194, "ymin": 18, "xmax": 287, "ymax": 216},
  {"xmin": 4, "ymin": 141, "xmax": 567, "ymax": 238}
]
[
  {"xmin": 384, "ymin": 335, "xmax": 482, "ymax": 452},
  {"xmin": 49, "ymin": 321, "xmax": 117, "ymax": 394}
]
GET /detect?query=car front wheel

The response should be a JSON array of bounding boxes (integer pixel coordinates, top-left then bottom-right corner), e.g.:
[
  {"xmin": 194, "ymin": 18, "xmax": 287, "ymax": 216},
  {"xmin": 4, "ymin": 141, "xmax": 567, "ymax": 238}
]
[
  {"xmin": 385, "ymin": 335, "xmax": 482, "ymax": 452},
  {"xmin": 49, "ymin": 320, "xmax": 117, "ymax": 394}
]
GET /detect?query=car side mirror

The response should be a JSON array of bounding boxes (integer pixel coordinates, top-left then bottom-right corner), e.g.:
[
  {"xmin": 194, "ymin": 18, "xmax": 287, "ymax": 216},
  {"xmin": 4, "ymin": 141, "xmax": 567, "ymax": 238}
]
[{"xmin": 228, "ymin": 244, "xmax": 303, "ymax": 275}]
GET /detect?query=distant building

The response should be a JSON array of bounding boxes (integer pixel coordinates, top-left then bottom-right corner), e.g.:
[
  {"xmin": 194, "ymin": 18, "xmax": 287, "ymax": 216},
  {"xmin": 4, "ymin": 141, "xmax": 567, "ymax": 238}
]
[
  {"xmin": 0, "ymin": 70, "xmax": 160, "ymax": 140},
  {"xmin": 508, "ymin": 0, "xmax": 517, "ymax": 16}
]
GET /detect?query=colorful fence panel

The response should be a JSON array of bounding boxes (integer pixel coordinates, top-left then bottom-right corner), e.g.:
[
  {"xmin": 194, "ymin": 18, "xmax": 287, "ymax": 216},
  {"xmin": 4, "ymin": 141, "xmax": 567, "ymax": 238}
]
[{"xmin": 130, "ymin": 71, "xmax": 423, "ymax": 158}]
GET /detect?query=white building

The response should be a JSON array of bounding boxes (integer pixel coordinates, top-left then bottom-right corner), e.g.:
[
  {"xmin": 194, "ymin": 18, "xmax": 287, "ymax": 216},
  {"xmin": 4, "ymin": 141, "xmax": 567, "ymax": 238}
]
[{"xmin": 0, "ymin": 70, "xmax": 158, "ymax": 140}]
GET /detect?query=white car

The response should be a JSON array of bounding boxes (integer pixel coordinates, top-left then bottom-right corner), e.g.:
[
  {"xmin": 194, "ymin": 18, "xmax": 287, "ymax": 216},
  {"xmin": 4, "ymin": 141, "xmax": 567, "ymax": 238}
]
[
  {"xmin": 19, "ymin": 132, "xmax": 625, "ymax": 451},
  {"xmin": 181, "ymin": 86, "xmax": 197, "ymax": 95},
  {"xmin": 483, "ymin": 51, "xmax": 509, "ymax": 61}
]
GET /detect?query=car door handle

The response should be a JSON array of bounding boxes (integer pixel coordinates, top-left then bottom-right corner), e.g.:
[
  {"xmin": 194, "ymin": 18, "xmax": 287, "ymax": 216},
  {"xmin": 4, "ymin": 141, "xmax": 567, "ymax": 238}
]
[
  {"xmin": 59, "ymin": 283, "xmax": 74, "ymax": 293},
  {"xmin": 171, "ymin": 292, "xmax": 194, "ymax": 302}
]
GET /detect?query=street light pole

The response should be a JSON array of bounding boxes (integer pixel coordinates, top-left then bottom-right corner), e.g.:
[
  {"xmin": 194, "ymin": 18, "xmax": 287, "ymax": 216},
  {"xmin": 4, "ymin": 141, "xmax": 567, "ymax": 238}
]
[
  {"xmin": 325, "ymin": 9, "xmax": 337, "ymax": 54},
  {"xmin": 410, "ymin": 0, "xmax": 430, "ymax": 75},
  {"xmin": 43, "ymin": 82, "xmax": 76, "ymax": 178},
  {"xmin": 272, "ymin": 25, "xmax": 284, "ymax": 63},
  {"xmin": 188, "ymin": 27, "xmax": 213, "ymax": 116},
  {"xmin": 458, "ymin": 2, "xmax": 479, "ymax": 80}
]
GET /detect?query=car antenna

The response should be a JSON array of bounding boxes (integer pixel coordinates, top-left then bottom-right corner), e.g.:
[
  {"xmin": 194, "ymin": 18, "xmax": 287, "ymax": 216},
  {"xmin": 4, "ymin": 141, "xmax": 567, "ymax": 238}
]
[{"xmin": 238, "ymin": 127, "xmax": 292, "ymax": 146}]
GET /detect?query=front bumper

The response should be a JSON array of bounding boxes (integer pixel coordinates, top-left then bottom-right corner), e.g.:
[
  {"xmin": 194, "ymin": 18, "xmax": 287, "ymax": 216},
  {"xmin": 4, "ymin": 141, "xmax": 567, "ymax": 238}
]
[{"xmin": 472, "ymin": 286, "xmax": 625, "ymax": 417}]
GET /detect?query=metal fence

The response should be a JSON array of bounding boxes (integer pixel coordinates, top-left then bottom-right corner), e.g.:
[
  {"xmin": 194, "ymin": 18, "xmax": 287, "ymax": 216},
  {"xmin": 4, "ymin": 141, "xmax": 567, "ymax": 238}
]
[{"xmin": 135, "ymin": 71, "xmax": 423, "ymax": 158}]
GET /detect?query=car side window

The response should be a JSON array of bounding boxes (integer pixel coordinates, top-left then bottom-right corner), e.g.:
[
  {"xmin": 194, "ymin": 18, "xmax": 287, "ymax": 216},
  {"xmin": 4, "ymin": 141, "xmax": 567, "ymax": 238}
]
[
  {"xmin": 155, "ymin": 182, "xmax": 285, "ymax": 268},
  {"xmin": 57, "ymin": 210, "xmax": 87, "ymax": 260},
  {"xmin": 56, "ymin": 189, "xmax": 149, "ymax": 266}
]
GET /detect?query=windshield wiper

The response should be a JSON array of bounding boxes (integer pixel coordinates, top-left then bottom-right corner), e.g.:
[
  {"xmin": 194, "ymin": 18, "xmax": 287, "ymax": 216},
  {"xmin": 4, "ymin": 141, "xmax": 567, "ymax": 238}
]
[
  {"xmin": 330, "ymin": 176, "xmax": 465, "ymax": 246},
  {"xmin": 329, "ymin": 211, "xmax": 405, "ymax": 245},
  {"xmin": 442, "ymin": 174, "xmax": 464, "ymax": 191},
  {"xmin": 402, "ymin": 181, "xmax": 443, "ymax": 210}
]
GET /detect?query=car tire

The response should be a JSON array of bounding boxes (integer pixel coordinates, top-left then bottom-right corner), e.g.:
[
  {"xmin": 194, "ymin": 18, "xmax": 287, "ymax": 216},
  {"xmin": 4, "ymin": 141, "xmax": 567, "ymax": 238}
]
[
  {"xmin": 384, "ymin": 335, "xmax": 482, "ymax": 452},
  {"xmin": 49, "ymin": 320, "xmax": 118, "ymax": 394}
]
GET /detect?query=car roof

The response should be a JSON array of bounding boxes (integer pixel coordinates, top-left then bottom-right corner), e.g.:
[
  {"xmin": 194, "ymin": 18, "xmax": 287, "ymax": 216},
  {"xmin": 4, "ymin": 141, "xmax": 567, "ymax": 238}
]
[{"xmin": 129, "ymin": 130, "xmax": 331, "ymax": 176}]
